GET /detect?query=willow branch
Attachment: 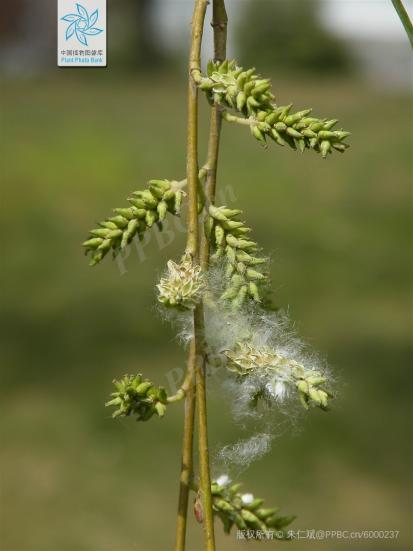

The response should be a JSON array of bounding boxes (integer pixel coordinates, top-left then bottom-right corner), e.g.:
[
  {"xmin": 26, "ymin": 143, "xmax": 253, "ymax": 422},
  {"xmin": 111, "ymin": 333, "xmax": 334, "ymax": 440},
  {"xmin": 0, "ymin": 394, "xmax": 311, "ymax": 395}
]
[
  {"xmin": 391, "ymin": 0, "xmax": 413, "ymax": 48},
  {"xmin": 211, "ymin": 0, "xmax": 228, "ymax": 63},
  {"xmin": 175, "ymin": 2, "xmax": 209, "ymax": 551},
  {"xmin": 194, "ymin": 304, "xmax": 214, "ymax": 551},
  {"xmin": 201, "ymin": 0, "xmax": 228, "ymax": 271},
  {"xmin": 186, "ymin": 1, "xmax": 217, "ymax": 550},
  {"xmin": 196, "ymin": 3, "xmax": 228, "ymax": 549},
  {"xmin": 185, "ymin": 0, "xmax": 208, "ymax": 259},
  {"xmin": 174, "ymin": 340, "xmax": 196, "ymax": 551}
]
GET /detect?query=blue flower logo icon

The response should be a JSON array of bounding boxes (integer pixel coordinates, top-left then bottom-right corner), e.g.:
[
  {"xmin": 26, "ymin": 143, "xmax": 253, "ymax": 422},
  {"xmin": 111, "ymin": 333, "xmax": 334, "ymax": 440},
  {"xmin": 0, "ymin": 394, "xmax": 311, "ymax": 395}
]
[{"xmin": 61, "ymin": 4, "xmax": 103, "ymax": 46}]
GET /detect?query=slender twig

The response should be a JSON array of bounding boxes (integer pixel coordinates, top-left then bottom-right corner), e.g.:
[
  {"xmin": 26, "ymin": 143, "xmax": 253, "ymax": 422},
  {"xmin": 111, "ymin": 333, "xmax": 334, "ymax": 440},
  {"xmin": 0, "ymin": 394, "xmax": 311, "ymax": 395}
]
[
  {"xmin": 196, "ymin": 4, "xmax": 228, "ymax": 551},
  {"xmin": 194, "ymin": 303, "xmax": 214, "ymax": 551},
  {"xmin": 221, "ymin": 111, "xmax": 252, "ymax": 127},
  {"xmin": 212, "ymin": 0, "xmax": 228, "ymax": 63},
  {"xmin": 391, "ymin": 0, "xmax": 413, "ymax": 48},
  {"xmin": 185, "ymin": 0, "xmax": 208, "ymax": 260},
  {"xmin": 201, "ymin": 0, "xmax": 228, "ymax": 269},
  {"xmin": 188, "ymin": 1, "xmax": 217, "ymax": 547},
  {"xmin": 175, "ymin": 2, "xmax": 209, "ymax": 551},
  {"xmin": 174, "ymin": 340, "xmax": 196, "ymax": 551},
  {"xmin": 172, "ymin": 166, "xmax": 209, "ymax": 191},
  {"xmin": 176, "ymin": 2, "xmax": 227, "ymax": 548},
  {"xmin": 167, "ymin": 366, "xmax": 193, "ymax": 404}
]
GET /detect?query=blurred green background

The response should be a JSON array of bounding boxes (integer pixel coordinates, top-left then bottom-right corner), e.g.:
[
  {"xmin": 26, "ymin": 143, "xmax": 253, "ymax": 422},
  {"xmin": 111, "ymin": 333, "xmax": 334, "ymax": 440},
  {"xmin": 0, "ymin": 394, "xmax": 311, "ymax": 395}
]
[{"xmin": 1, "ymin": 1, "xmax": 412, "ymax": 550}]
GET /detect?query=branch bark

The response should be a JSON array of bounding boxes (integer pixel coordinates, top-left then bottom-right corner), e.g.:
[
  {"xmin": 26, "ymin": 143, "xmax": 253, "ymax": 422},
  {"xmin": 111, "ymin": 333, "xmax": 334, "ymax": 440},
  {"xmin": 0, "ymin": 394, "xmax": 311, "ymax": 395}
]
[
  {"xmin": 185, "ymin": 0, "xmax": 208, "ymax": 259},
  {"xmin": 174, "ymin": 340, "xmax": 196, "ymax": 551},
  {"xmin": 190, "ymin": 0, "xmax": 216, "ymax": 540},
  {"xmin": 196, "ymin": 3, "xmax": 228, "ymax": 548},
  {"xmin": 175, "ymin": 2, "xmax": 209, "ymax": 551},
  {"xmin": 201, "ymin": 2, "xmax": 228, "ymax": 269},
  {"xmin": 176, "ymin": 2, "xmax": 227, "ymax": 549}
]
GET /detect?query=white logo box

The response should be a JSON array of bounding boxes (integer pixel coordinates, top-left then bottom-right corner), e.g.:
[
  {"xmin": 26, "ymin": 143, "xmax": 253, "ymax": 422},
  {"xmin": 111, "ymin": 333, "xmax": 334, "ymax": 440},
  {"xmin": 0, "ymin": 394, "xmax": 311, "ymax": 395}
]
[{"xmin": 58, "ymin": 0, "xmax": 107, "ymax": 67}]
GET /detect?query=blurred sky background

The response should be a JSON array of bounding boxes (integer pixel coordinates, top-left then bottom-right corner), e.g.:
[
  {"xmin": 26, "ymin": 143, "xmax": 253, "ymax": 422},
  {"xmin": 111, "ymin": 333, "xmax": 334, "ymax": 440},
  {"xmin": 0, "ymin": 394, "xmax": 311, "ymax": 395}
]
[
  {"xmin": 1, "ymin": 0, "xmax": 412, "ymax": 85},
  {"xmin": 159, "ymin": 0, "xmax": 412, "ymax": 86},
  {"xmin": 1, "ymin": 1, "xmax": 412, "ymax": 551}
]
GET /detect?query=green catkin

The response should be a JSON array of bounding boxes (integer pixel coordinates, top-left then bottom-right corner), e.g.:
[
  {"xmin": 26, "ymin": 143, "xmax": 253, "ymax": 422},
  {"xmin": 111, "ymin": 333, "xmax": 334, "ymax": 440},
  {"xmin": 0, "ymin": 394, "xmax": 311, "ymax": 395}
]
[
  {"xmin": 207, "ymin": 204, "xmax": 269, "ymax": 308},
  {"xmin": 208, "ymin": 477, "xmax": 295, "ymax": 538},
  {"xmin": 83, "ymin": 179, "xmax": 185, "ymax": 266},
  {"xmin": 197, "ymin": 60, "xmax": 350, "ymax": 157},
  {"xmin": 106, "ymin": 374, "xmax": 169, "ymax": 421}
]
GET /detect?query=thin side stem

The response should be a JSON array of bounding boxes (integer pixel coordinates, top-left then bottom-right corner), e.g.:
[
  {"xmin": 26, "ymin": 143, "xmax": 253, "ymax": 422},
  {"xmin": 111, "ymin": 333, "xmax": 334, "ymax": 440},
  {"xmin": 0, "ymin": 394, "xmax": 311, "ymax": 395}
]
[
  {"xmin": 174, "ymin": 340, "xmax": 196, "ymax": 551},
  {"xmin": 194, "ymin": 304, "xmax": 214, "ymax": 551},
  {"xmin": 172, "ymin": 166, "xmax": 208, "ymax": 191},
  {"xmin": 212, "ymin": 0, "xmax": 228, "ymax": 63},
  {"xmin": 391, "ymin": 0, "xmax": 413, "ymax": 48},
  {"xmin": 201, "ymin": 0, "xmax": 228, "ymax": 270},
  {"xmin": 167, "ymin": 366, "xmax": 194, "ymax": 403},
  {"xmin": 173, "ymin": 160, "xmax": 209, "ymax": 551},
  {"xmin": 222, "ymin": 111, "xmax": 252, "ymax": 127},
  {"xmin": 185, "ymin": 0, "xmax": 208, "ymax": 259}
]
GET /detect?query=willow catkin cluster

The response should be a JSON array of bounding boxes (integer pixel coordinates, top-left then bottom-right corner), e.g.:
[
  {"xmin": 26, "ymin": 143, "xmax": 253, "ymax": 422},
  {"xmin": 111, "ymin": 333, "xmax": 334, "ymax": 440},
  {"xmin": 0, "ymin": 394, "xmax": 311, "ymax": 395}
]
[
  {"xmin": 83, "ymin": 179, "xmax": 185, "ymax": 266},
  {"xmin": 224, "ymin": 341, "xmax": 331, "ymax": 410},
  {"xmin": 206, "ymin": 204, "xmax": 268, "ymax": 308},
  {"xmin": 197, "ymin": 60, "xmax": 350, "ymax": 157},
  {"xmin": 157, "ymin": 253, "xmax": 206, "ymax": 310},
  {"xmin": 106, "ymin": 374, "xmax": 168, "ymax": 421},
  {"xmin": 198, "ymin": 60, "xmax": 275, "ymax": 115},
  {"xmin": 199, "ymin": 476, "xmax": 294, "ymax": 537}
]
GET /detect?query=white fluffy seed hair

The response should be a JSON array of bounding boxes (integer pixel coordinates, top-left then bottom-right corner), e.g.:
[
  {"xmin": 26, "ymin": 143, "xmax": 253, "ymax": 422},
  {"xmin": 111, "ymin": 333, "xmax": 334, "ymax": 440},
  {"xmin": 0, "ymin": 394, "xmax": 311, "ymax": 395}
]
[
  {"xmin": 156, "ymin": 300, "xmax": 194, "ymax": 345},
  {"xmin": 157, "ymin": 256, "xmax": 335, "ymax": 475},
  {"xmin": 217, "ymin": 433, "xmax": 274, "ymax": 469},
  {"xmin": 204, "ymin": 300, "xmax": 331, "ymax": 383},
  {"xmin": 158, "ymin": 257, "xmax": 331, "ymax": 382},
  {"xmin": 203, "ymin": 259, "xmax": 334, "ymax": 474}
]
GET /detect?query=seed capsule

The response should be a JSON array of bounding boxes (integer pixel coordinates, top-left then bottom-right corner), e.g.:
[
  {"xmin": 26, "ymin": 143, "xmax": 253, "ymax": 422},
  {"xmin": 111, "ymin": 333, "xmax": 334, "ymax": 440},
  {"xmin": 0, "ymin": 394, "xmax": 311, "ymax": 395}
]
[
  {"xmin": 157, "ymin": 201, "xmax": 168, "ymax": 221},
  {"xmin": 109, "ymin": 216, "xmax": 129, "ymax": 229},
  {"xmin": 215, "ymin": 224, "xmax": 225, "ymax": 246},
  {"xmin": 145, "ymin": 209, "xmax": 157, "ymax": 227},
  {"xmin": 90, "ymin": 229, "xmax": 110, "ymax": 238},
  {"xmin": 320, "ymin": 140, "xmax": 331, "ymax": 158},
  {"xmin": 83, "ymin": 237, "xmax": 102, "ymax": 249}
]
